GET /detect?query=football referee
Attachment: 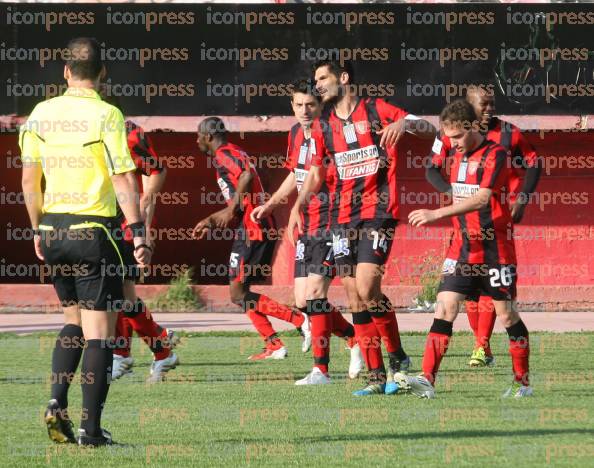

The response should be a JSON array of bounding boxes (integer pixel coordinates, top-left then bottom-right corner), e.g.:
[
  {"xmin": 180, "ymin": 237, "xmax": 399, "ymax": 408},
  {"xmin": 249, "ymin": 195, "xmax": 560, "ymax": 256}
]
[{"xmin": 19, "ymin": 37, "xmax": 151, "ymax": 446}]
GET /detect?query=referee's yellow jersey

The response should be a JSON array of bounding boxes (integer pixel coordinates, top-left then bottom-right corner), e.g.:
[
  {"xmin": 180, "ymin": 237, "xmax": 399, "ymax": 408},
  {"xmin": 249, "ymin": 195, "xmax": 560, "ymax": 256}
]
[{"xmin": 18, "ymin": 87, "xmax": 136, "ymax": 217}]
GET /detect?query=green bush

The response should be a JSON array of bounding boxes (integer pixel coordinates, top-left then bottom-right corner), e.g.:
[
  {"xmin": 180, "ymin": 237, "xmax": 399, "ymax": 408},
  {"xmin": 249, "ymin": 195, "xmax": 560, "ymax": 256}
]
[
  {"xmin": 417, "ymin": 269, "xmax": 441, "ymax": 304},
  {"xmin": 147, "ymin": 267, "xmax": 203, "ymax": 312},
  {"xmin": 412, "ymin": 253, "xmax": 441, "ymax": 309}
]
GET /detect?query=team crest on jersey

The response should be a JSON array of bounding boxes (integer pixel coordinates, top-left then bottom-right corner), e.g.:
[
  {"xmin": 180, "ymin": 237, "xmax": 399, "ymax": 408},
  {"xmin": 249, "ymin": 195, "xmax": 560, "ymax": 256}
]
[
  {"xmin": 354, "ymin": 121, "xmax": 369, "ymax": 134},
  {"xmin": 217, "ymin": 178, "xmax": 231, "ymax": 201},
  {"xmin": 468, "ymin": 161, "xmax": 480, "ymax": 176}
]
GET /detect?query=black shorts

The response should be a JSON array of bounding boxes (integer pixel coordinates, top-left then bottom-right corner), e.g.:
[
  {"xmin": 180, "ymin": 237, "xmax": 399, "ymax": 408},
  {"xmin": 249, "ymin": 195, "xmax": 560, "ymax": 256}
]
[
  {"xmin": 38, "ymin": 213, "xmax": 124, "ymax": 311},
  {"xmin": 117, "ymin": 237, "xmax": 140, "ymax": 281},
  {"xmin": 438, "ymin": 260, "xmax": 517, "ymax": 301},
  {"xmin": 294, "ymin": 232, "xmax": 334, "ymax": 279},
  {"xmin": 229, "ymin": 237, "xmax": 276, "ymax": 285},
  {"xmin": 330, "ymin": 219, "xmax": 397, "ymax": 276}
]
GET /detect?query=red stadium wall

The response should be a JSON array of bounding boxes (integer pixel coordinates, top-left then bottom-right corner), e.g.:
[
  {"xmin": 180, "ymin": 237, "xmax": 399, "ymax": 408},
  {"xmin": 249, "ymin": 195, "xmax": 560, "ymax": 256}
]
[{"xmin": 1, "ymin": 130, "xmax": 593, "ymax": 288}]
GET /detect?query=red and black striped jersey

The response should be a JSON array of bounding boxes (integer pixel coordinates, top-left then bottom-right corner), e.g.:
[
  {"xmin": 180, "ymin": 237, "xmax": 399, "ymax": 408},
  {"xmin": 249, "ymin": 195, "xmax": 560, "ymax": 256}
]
[
  {"xmin": 311, "ymin": 97, "xmax": 408, "ymax": 227},
  {"xmin": 446, "ymin": 139, "xmax": 516, "ymax": 265},
  {"xmin": 117, "ymin": 121, "xmax": 165, "ymax": 229},
  {"xmin": 284, "ymin": 123, "xmax": 335, "ymax": 235},
  {"xmin": 431, "ymin": 117, "xmax": 538, "ymax": 202},
  {"xmin": 126, "ymin": 121, "xmax": 164, "ymax": 185},
  {"xmin": 212, "ymin": 142, "xmax": 273, "ymax": 241}
]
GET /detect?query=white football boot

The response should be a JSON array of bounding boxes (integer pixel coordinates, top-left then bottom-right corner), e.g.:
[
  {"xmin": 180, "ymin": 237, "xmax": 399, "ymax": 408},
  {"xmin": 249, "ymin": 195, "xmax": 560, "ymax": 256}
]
[
  {"xmin": 348, "ymin": 343, "xmax": 364, "ymax": 379},
  {"xmin": 146, "ymin": 352, "xmax": 179, "ymax": 383},
  {"xmin": 111, "ymin": 355, "xmax": 134, "ymax": 380},
  {"xmin": 295, "ymin": 367, "xmax": 331, "ymax": 386},
  {"xmin": 394, "ymin": 372, "xmax": 436, "ymax": 399}
]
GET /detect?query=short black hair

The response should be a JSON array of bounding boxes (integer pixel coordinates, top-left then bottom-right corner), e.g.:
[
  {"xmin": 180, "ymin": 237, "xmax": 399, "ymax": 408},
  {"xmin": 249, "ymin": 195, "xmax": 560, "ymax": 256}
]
[
  {"xmin": 290, "ymin": 78, "xmax": 320, "ymax": 102},
  {"xmin": 313, "ymin": 60, "xmax": 355, "ymax": 84},
  {"xmin": 65, "ymin": 37, "xmax": 103, "ymax": 80},
  {"xmin": 198, "ymin": 116, "xmax": 227, "ymax": 139},
  {"xmin": 440, "ymin": 99, "xmax": 477, "ymax": 127}
]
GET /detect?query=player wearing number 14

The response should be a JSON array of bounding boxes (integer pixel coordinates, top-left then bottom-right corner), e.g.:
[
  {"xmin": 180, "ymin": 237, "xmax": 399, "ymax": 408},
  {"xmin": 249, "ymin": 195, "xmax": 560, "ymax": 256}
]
[{"xmin": 402, "ymin": 100, "xmax": 532, "ymax": 399}]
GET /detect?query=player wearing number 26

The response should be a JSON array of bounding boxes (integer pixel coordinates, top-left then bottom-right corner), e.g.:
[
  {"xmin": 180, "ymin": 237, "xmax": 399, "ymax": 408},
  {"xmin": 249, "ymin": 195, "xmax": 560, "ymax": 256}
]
[{"xmin": 399, "ymin": 99, "xmax": 532, "ymax": 400}]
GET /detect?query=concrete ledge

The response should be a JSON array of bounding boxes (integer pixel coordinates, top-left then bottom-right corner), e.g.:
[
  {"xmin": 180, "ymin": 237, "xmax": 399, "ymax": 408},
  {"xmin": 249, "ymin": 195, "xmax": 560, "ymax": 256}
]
[
  {"xmin": 2, "ymin": 114, "xmax": 592, "ymax": 133},
  {"xmin": 1, "ymin": 284, "xmax": 593, "ymax": 313}
]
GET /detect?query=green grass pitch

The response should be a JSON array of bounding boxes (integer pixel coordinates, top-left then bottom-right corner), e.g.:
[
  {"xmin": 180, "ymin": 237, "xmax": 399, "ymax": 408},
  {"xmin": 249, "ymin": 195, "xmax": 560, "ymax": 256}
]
[{"xmin": 1, "ymin": 330, "xmax": 594, "ymax": 467}]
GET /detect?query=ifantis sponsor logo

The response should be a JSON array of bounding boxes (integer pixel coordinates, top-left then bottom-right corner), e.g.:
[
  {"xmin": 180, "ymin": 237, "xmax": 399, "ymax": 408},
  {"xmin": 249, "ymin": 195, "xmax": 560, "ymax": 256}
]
[{"xmin": 334, "ymin": 145, "xmax": 380, "ymax": 180}]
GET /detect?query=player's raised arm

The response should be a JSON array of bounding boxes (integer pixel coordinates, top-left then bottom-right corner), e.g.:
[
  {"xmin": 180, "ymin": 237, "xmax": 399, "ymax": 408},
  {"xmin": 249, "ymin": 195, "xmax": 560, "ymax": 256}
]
[
  {"xmin": 425, "ymin": 132, "xmax": 453, "ymax": 194},
  {"xmin": 374, "ymin": 98, "xmax": 436, "ymax": 148}
]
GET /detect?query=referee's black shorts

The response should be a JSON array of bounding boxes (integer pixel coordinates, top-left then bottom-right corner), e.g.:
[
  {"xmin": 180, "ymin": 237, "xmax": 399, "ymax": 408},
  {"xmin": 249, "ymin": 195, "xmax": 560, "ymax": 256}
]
[{"xmin": 39, "ymin": 213, "xmax": 125, "ymax": 311}]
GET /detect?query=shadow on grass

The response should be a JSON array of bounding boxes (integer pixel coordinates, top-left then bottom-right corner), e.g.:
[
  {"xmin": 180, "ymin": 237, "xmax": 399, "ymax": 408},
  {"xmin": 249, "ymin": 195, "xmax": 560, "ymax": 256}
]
[
  {"xmin": 174, "ymin": 362, "xmax": 255, "ymax": 367},
  {"xmin": 219, "ymin": 428, "xmax": 594, "ymax": 444}
]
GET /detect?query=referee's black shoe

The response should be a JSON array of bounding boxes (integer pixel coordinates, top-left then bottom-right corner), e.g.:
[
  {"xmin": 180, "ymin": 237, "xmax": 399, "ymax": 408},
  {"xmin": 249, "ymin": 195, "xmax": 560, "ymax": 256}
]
[
  {"xmin": 77, "ymin": 428, "xmax": 114, "ymax": 447},
  {"xmin": 44, "ymin": 399, "xmax": 76, "ymax": 444}
]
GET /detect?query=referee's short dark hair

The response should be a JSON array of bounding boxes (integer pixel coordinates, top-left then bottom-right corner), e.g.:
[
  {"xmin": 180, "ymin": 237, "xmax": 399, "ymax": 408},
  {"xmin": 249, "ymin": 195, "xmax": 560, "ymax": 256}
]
[
  {"xmin": 66, "ymin": 37, "xmax": 103, "ymax": 80},
  {"xmin": 440, "ymin": 99, "xmax": 477, "ymax": 128},
  {"xmin": 313, "ymin": 60, "xmax": 355, "ymax": 84},
  {"xmin": 198, "ymin": 117, "xmax": 227, "ymax": 139}
]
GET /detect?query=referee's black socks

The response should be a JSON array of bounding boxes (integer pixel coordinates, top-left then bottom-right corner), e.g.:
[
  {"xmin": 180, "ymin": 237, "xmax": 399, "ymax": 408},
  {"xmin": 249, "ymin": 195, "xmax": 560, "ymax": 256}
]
[
  {"xmin": 51, "ymin": 324, "xmax": 85, "ymax": 410},
  {"xmin": 80, "ymin": 339, "xmax": 114, "ymax": 437}
]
